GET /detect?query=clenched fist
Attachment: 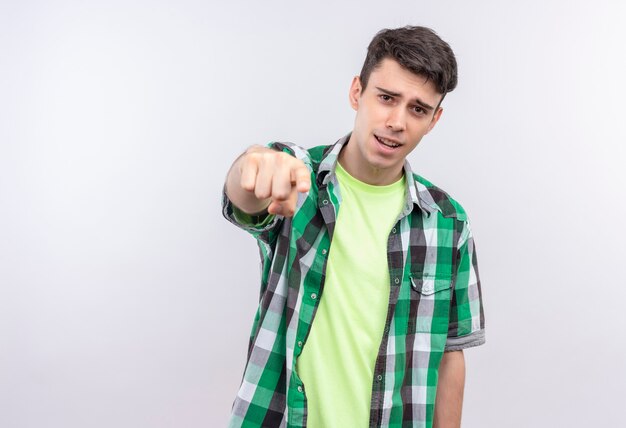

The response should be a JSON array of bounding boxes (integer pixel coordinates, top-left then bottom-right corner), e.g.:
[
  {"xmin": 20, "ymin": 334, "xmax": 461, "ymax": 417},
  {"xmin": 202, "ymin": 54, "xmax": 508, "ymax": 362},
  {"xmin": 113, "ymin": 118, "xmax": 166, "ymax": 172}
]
[{"xmin": 226, "ymin": 145, "xmax": 311, "ymax": 218}]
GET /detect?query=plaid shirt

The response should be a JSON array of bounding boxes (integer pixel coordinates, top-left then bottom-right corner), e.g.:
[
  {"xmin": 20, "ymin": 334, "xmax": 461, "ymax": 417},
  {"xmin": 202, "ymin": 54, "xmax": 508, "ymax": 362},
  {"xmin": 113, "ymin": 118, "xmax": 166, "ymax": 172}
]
[{"xmin": 222, "ymin": 134, "xmax": 485, "ymax": 428}]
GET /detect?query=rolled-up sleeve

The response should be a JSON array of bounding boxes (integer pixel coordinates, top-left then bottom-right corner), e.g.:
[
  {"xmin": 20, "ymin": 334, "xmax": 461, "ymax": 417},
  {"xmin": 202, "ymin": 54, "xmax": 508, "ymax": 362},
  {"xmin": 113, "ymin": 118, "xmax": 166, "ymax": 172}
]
[
  {"xmin": 445, "ymin": 219, "xmax": 485, "ymax": 351},
  {"xmin": 221, "ymin": 187, "xmax": 283, "ymax": 246}
]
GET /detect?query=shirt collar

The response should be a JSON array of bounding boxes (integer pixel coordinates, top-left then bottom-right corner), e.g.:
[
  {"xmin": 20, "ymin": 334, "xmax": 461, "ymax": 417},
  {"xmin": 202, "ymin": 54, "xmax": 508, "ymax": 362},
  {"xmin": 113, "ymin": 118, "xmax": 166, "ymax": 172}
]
[{"xmin": 317, "ymin": 133, "xmax": 440, "ymax": 216}]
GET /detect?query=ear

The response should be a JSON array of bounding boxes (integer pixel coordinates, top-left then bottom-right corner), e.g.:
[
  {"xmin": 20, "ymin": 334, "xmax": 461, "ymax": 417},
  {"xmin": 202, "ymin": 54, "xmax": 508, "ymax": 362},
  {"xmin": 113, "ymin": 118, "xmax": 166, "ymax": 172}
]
[
  {"xmin": 425, "ymin": 106, "xmax": 443, "ymax": 134},
  {"xmin": 348, "ymin": 76, "xmax": 362, "ymax": 111}
]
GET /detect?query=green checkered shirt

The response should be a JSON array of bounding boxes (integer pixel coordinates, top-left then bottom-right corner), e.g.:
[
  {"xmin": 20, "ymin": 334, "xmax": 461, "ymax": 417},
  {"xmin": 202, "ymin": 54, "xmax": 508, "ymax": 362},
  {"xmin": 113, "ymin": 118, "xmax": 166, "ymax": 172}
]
[{"xmin": 222, "ymin": 134, "xmax": 485, "ymax": 428}]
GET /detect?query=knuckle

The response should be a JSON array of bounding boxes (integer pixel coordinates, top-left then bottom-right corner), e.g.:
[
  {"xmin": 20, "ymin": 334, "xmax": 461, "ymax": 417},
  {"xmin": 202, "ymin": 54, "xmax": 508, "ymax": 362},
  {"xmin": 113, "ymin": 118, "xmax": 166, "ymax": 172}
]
[
  {"xmin": 246, "ymin": 150, "xmax": 261, "ymax": 160},
  {"xmin": 245, "ymin": 144, "xmax": 265, "ymax": 155},
  {"xmin": 274, "ymin": 152, "xmax": 288, "ymax": 166},
  {"xmin": 243, "ymin": 153, "xmax": 261, "ymax": 168},
  {"xmin": 265, "ymin": 152, "xmax": 282, "ymax": 166},
  {"xmin": 255, "ymin": 189, "xmax": 269, "ymax": 199}
]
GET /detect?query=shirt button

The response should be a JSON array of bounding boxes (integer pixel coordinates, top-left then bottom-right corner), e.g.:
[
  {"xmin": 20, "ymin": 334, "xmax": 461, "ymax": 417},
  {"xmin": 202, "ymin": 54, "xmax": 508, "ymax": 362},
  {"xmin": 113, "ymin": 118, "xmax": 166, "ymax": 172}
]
[
  {"xmin": 377, "ymin": 375, "xmax": 383, "ymax": 382},
  {"xmin": 311, "ymin": 293, "xmax": 317, "ymax": 300},
  {"xmin": 394, "ymin": 278, "xmax": 400, "ymax": 284},
  {"xmin": 322, "ymin": 249, "xmax": 327, "ymax": 255},
  {"xmin": 392, "ymin": 228, "xmax": 396, "ymax": 233},
  {"xmin": 297, "ymin": 341, "xmax": 303, "ymax": 347},
  {"xmin": 297, "ymin": 385, "xmax": 303, "ymax": 393},
  {"xmin": 322, "ymin": 199, "xmax": 329, "ymax": 205}
]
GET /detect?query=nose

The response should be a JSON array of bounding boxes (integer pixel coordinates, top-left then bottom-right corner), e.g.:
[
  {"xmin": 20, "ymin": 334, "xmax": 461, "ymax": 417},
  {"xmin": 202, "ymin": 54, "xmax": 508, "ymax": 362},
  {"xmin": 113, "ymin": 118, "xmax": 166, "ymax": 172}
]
[{"xmin": 386, "ymin": 106, "xmax": 406, "ymax": 132}]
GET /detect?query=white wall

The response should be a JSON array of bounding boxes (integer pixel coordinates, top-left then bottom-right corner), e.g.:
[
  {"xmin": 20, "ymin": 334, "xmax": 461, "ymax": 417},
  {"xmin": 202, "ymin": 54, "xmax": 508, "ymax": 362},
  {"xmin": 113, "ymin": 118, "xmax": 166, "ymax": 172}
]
[{"xmin": 1, "ymin": 1, "xmax": 625, "ymax": 426}]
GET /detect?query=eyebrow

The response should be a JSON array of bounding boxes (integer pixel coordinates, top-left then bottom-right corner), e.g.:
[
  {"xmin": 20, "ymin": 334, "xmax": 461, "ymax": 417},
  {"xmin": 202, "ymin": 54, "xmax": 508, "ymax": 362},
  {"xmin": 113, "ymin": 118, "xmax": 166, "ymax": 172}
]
[{"xmin": 375, "ymin": 86, "xmax": 435, "ymax": 111}]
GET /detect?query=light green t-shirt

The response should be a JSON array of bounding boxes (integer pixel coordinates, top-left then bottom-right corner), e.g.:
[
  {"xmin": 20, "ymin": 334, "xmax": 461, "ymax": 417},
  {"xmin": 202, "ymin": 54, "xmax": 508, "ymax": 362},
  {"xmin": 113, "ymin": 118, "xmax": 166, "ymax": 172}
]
[{"xmin": 296, "ymin": 162, "xmax": 406, "ymax": 427}]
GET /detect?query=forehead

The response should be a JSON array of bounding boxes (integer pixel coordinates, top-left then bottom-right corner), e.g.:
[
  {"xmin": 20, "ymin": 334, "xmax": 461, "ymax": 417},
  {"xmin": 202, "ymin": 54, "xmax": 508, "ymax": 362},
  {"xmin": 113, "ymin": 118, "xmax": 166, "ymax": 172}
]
[{"xmin": 367, "ymin": 58, "xmax": 442, "ymax": 103}]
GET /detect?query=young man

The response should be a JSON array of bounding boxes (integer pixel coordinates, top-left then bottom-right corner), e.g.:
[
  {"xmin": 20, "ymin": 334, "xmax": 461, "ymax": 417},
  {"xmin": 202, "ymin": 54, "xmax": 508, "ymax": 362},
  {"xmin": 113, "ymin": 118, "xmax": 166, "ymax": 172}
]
[{"xmin": 223, "ymin": 26, "xmax": 485, "ymax": 428}]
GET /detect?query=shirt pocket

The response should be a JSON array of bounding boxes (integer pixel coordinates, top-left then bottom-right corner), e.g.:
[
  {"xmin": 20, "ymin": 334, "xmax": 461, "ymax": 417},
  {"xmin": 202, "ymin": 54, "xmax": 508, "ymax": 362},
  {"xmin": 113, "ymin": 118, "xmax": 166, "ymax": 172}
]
[
  {"xmin": 410, "ymin": 273, "xmax": 452, "ymax": 295},
  {"xmin": 409, "ymin": 272, "xmax": 453, "ymax": 334}
]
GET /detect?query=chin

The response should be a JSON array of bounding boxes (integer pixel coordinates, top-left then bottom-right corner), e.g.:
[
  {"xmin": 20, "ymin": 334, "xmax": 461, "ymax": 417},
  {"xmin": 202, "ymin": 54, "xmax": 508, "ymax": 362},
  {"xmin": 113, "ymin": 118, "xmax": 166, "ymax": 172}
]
[{"xmin": 365, "ymin": 156, "xmax": 394, "ymax": 171}]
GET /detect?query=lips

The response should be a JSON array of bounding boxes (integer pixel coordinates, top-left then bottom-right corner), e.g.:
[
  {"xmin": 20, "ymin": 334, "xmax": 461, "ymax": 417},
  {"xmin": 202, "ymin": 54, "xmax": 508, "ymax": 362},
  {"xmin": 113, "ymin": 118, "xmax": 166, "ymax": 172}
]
[{"xmin": 374, "ymin": 134, "xmax": 402, "ymax": 148}]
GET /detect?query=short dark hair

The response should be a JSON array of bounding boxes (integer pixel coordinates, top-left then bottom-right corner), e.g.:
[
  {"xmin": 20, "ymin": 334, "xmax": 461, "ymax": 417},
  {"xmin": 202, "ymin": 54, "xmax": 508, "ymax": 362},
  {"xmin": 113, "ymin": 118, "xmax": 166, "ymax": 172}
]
[{"xmin": 359, "ymin": 26, "xmax": 458, "ymax": 97}]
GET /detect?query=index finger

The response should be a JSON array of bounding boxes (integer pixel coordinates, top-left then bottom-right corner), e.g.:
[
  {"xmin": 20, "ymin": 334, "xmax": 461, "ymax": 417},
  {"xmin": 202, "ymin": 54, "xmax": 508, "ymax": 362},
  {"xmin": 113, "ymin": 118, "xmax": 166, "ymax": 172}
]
[{"xmin": 291, "ymin": 165, "xmax": 311, "ymax": 193}]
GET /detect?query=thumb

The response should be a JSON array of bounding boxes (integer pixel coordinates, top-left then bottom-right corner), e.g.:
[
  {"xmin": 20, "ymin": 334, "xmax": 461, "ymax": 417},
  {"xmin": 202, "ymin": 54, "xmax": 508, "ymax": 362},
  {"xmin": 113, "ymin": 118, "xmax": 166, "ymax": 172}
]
[{"xmin": 268, "ymin": 187, "xmax": 299, "ymax": 218}]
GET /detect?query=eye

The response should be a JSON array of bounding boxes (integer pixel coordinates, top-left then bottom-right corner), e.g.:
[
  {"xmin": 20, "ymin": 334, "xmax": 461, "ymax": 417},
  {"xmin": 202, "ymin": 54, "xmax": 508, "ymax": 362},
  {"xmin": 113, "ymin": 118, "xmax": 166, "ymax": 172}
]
[
  {"xmin": 379, "ymin": 94, "xmax": 393, "ymax": 102},
  {"xmin": 412, "ymin": 105, "xmax": 426, "ymax": 115}
]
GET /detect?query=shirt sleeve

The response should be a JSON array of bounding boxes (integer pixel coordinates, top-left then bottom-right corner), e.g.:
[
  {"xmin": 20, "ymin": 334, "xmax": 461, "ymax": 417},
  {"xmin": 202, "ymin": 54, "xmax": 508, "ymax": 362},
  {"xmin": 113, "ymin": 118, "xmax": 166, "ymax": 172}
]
[
  {"xmin": 445, "ymin": 218, "xmax": 486, "ymax": 351},
  {"xmin": 221, "ymin": 186, "xmax": 283, "ymax": 246}
]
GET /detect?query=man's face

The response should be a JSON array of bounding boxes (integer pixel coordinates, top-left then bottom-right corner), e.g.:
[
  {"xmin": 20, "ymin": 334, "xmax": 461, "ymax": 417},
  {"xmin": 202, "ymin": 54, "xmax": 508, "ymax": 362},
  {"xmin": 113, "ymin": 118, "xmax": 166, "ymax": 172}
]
[{"xmin": 340, "ymin": 58, "xmax": 444, "ymax": 185}]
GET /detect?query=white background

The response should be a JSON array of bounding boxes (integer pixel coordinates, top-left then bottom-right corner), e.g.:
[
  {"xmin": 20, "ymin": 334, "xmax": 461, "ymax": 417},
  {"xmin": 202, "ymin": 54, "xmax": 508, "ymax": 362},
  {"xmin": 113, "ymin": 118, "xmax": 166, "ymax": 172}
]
[{"xmin": 1, "ymin": 1, "xmax": 625, "ymax": 427}]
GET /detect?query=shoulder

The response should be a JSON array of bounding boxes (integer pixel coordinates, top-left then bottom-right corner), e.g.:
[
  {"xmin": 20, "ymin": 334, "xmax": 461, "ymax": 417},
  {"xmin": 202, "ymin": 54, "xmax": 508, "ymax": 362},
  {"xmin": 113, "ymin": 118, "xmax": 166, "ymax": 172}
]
[{"xmin": 412, "ymin": 173, "xmax": 468, "ymax": 221}]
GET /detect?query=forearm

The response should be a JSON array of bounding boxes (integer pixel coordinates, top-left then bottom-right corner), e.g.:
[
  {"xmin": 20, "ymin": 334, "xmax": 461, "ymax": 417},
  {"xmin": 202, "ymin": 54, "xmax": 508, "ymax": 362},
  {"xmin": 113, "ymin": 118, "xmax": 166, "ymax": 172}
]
[{"xmin": 433, "ymin": 350, "xmax": 465, "ymax": 428}]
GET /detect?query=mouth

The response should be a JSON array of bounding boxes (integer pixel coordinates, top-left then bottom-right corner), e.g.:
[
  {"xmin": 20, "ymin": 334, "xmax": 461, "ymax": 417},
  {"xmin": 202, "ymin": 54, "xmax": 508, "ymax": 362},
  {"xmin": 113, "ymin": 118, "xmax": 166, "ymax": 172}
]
[{"xmin": 374, "ymin": 134, "xmax": 402, "ymax": 149}]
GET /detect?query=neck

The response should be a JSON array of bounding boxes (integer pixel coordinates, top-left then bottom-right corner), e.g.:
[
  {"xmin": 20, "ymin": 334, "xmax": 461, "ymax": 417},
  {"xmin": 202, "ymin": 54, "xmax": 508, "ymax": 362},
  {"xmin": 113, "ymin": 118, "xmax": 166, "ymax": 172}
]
[{"xmin": 338, "ymin": 136, "xmax": 404, "ymax": 186}]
